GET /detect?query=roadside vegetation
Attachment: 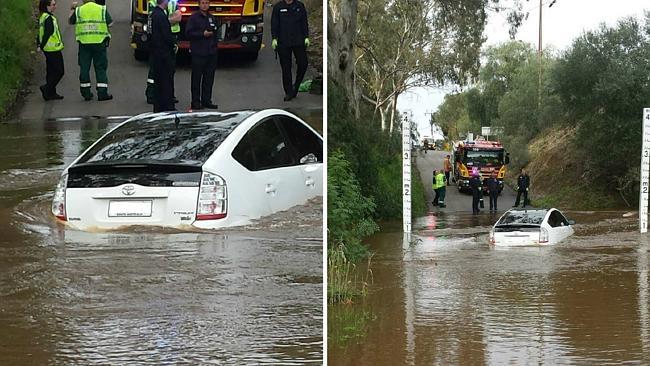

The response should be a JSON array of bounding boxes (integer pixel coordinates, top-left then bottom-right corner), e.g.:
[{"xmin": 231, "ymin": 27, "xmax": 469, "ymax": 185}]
[
  {"xmin": 0, "ymin": 0, "xmax": 35, "ymax": 119},
  {"xmin": 434, "ymin": 13, "xmax": 650, "ymax": 209}
]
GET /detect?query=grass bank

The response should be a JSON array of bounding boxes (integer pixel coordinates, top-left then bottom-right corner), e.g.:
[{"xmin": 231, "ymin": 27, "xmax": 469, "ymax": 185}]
[
  {"xmin": 513, "ymin": 126, "xmax": 628, "ymax": 210},
  {"xmin": 0, "ymin": 0, "xmax": 35, "ymax": 119}
]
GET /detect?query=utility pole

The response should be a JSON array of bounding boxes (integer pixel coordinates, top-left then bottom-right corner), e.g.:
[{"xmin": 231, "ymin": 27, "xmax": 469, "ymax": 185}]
[{"xmin": 537, "ymin": 0, "xmax": 543, "ymax": 109}]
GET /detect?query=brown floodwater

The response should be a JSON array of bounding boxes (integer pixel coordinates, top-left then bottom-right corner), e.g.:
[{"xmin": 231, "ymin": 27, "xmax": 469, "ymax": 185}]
[
  {"xmin": 329, "ymin": 211, "xmax": 650, "ymax": 365},
  {"xmin": 0, "ymin": 114, "xmax": 323, "ymax": 364}
]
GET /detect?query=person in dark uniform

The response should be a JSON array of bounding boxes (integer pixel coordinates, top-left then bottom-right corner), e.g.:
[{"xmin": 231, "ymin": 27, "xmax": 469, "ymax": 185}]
[
  {"xmin": 150, "ymin": 0, "xmax": 176, "ymax": 112},
  {"xmin": 186, "ymin": 0, "xmax": 219, "ymax": 110},
  {"xmin": 271, "ymin": 0, "xmax": 309, "ymax": 101},
  {"xmin": 485, "ymin": 172, "xmax": 500, "ymax": 212},
  {"xmin": 513, "ymin": 168, "xmax": 530, "ymax": 207},
  {"xmin": 37, "ymin": 0, "xmax": 65, "ymax": 101},
  {"xmin": 469, "ymin": 172, "xmax": 482, "ymax": 214}
]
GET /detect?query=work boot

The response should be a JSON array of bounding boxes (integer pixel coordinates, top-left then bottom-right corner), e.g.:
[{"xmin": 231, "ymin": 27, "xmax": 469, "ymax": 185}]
[
  {"xmin": 83, "ymin": 93, "xmax": 94, "ymax": 101},
  {"xmin": 283, "ymin": 94, "xmax": 293, "ymax": 102},
  {"xmin": 98, "ymin": 94, "xmax": 113, "ymax": 101},
  {"xmin": 39, "ymin": 85, "xmax": 50, "ymax": 101}
]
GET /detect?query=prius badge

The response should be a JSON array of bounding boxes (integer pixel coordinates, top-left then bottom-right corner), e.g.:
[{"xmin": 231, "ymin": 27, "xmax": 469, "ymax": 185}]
[{"xmin": 122, "ymin": 185, "xmax": 135, "ymax": 196}]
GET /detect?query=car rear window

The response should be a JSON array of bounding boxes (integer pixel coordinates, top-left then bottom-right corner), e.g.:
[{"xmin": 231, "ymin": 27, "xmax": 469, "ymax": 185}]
[
  {"xmin": 496, "ymin": 210, "xmax": 547, "ymax": 226},
  {"xmin": 77, "ymin": 112, "xmax": 253, "ymax": 165}
]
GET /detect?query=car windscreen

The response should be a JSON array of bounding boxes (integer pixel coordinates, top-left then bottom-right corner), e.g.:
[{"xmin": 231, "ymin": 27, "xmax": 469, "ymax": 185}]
[
  {"xmin": 76, "ymin": 112, "xmax": 253, "ymax": 166},
  {"xmin": 495, "ymin": 210, "xmax": 547, "ymax": 226},
  {"xmin": 464, "ymin": 150, "xmax": 504, "ymax": 165}
]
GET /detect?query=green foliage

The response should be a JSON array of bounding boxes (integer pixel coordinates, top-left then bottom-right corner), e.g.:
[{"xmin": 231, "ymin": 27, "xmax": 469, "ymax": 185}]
[
  {"xmin": 328, "ymin": 150, "xmax": 379, "ymax": 253},
  {"xmin": 328, "ymin": 303, "xmax": 376, "ymax": 346},
  {"xmin": 329, "ymin": 82, "xmax": 427, "ymax": 221},
  {"xmin": 0, "ymin": 0, "xmax": 34, "ymax": 118},
  {"xmin": 327, "ymin": 245, "xmax": 374, "ymax": 305},
  {"xmin": 553, "ymin": 16, "xmax": 650, "ymax": 184}
]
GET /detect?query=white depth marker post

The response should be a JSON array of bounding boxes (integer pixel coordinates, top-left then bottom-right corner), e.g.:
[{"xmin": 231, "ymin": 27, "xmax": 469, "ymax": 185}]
[
  {"xmin": 640, "ymin": 108, "xmax": 650, "ymax": 233},
  {"xmin": 403, "ymin": 119, "xmax": 412, "ymax": 233}
]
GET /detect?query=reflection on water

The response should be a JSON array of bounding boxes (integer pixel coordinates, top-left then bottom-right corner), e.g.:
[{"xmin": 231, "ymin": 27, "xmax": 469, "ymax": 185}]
[
  {"xmin": 329, "ymin": 211, "xmax": 650, "ymax": 365},
  {"xmin": 0, "ymin": 115, "xmax": 323, "ymax": 364}
]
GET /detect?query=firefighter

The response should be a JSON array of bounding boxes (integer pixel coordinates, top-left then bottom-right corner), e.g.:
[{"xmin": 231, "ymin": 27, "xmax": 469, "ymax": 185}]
[
  {"xmin": 432, "ymin": 170, "xmax": 439, "ymax": 206},
  {"xmin": 436, "ymin": 170, "xmax": 446, "ymax": 208},
  {"xmin": 145, "ymin": 0, "xmax": 182, "ymax": 105},
  {"xmin": 485, "ymin": 171, "xmax": 500, "ymax": 212},
  {"xmin": 149, "ymin": 0, "xmax": 176, "ymax": 112},
  {"xmin": 69, "ymin": 0, "xmax": 113, "ymax": 101},
  {"xmin": 271, "ymin": 0, "xmax": 309, "ymax": 101},
  {"xmin": 37, "ymin": 0, "xmax": 64, "ymax": 101},
  {"xmin": 513, "ymin": 168, "xmax": 530, "ymax": 208},
  {"xmin": 469, "ymin": 172, "xmax": 482, "ymax": 214},
  {"xmin": 186, "ymin": 0, "xmax": 220, "ymax": 110},
  {"xmin": 444, "ymin": 155, "xmax": 452, "ymax": 185}
]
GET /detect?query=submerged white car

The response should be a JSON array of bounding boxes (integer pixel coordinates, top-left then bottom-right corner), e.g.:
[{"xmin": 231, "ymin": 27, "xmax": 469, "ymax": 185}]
[
  {"xmin": 52, "ymin": 109, "xmax": 323, "ymax": 230},
  {"xmin": 489, "ymin": 208, "xmax": 575, "ymax": 246}
]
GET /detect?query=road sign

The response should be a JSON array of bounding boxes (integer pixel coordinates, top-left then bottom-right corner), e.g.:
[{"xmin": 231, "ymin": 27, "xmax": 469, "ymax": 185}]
[
  {"xmin": 403, "ymin": 120, "xmax": 411, "ymax": 233},
  {"xmin": 640, "ymin": 108, "xmax": 650, "ymax": 233}
]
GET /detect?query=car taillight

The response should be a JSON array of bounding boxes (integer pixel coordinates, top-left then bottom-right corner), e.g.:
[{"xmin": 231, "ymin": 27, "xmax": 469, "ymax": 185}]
[
  {"xmin": 539, "ymin": 227, "xmax": 549, "ymax": 243},
  {"xmin": 489, "ymin": 230, "xmax": 495, "ymax": 244},
  {"xmin": 196, "ymin": 172, "xmax": 227, "ymax": 220},
  {"xmin": 51, "ymin": 174, "xmax": 67, "ymax": 221}
]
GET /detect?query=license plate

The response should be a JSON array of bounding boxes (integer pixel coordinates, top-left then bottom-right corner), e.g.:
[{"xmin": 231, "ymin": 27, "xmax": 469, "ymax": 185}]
[{"xmin": 108, "ymin": 200, "xmax": 152, "ymax": 217}]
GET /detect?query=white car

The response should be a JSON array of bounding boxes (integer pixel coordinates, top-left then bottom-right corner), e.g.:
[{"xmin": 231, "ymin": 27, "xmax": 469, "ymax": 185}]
[
  {"xmin": 51, "ymin": 109, "xmax": 323, "ymax": 230},
  {"xmin": 489, "ymin": 208, "xmax": 575, "ymax": 246}
]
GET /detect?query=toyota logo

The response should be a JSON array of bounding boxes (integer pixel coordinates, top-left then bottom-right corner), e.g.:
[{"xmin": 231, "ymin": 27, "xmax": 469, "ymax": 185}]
[{"xmin": 122, "ymin": 185, "xmax": 135, "ymax": 196}]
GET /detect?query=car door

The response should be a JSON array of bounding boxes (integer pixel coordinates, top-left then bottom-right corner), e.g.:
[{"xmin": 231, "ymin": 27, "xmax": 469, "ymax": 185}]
[
  {"xmin": 276, "ymin": 115, "xmax": 323, "ymax": 202},
  {"xmin": 239, "ymin": 117, "xmax": 305, "ymax": 213},
  {"xmin": 547, "ymin": 210, "xmax": 572, "ymax": 243}
]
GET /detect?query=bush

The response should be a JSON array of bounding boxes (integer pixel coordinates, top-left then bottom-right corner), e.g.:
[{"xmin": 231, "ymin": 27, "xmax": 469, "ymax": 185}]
[{"xmin": 0, "ymin": 0, "xmax": 34, "ymax": 118}]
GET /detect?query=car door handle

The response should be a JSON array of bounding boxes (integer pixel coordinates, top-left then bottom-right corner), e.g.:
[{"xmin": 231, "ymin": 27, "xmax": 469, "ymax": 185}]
[
  {"xmin": 265, "ymin": 184, "xmax": 276, "ymax": 194},
  {"xmin": 305, "ymin": 178, "xmax": 315, "ymax": 187}
]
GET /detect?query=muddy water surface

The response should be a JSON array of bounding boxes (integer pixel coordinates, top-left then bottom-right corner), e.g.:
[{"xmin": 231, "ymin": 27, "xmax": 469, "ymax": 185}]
[
  {"xmin": 329, "ymin": 211, "xmax": 650, "ymax": 365},
  {"xmin": 0, "ymin": 115, "xmax": 323, "ymax": 364}
]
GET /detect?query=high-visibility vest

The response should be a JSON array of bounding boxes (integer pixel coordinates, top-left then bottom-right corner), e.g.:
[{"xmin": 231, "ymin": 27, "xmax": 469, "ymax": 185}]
[
  {"xmin": 436, "ymin": 173, "xmax": 445, "ymax": 188},
  {"xmin": 169, "ymin": 1, "xmax": 180, "ymax": 34},
  {"xmin": 75, "ymin": 2, "xmax": 110, "ymax": 44},
  {"xmin": 148, "ymin": 0, "xmax": 181, "ymax": 34},
  {"xmin": 39, "ymin": 13, "xmax": 64, "ymax": 52}
]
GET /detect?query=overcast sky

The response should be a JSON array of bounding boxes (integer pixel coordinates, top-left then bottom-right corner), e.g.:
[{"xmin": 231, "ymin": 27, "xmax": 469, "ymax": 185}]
[{"xmin": 398, "ymin": 0, "xmax": 649, "ymax": 139}]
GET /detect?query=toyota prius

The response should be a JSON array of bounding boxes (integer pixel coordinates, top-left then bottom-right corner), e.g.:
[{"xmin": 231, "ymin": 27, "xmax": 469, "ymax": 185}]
[{"xmin": 52, "ymin": 109, "xmax": 323, "ymax": 230}]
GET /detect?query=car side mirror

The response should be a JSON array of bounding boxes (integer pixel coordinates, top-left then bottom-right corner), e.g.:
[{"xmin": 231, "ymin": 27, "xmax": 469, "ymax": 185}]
[
  {"xmin": 300, "ymin": 153, "xmax": 318, "ymax": 164},
  {"xmin": 568, "ymin": 220, "xmax": 576, "ymax": 225}
]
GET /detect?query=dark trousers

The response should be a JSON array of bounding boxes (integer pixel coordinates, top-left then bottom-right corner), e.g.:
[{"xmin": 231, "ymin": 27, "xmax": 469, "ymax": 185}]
[
  {"xmin": 489, "ymin": 191, "xmax": 499, "ymax": 211},
  {"xmin": 445, "ymin": 171, "xmax": 450, "ymax": 185},
  {"xmin": 78, "ymin": 43, "xmax": 109, "ymax": 98},
  {"xmin": 514, "ymin": 189, "xmax": 528, "ymax": 207},
  {"xmin": 152, "ymin": 52, "xmax": 175, "ymax": 112},
  {"xmin": 44, "ymin": 51, "xmax": 64, "ymax": 97},
  {"xmin": 433, "ymin": 188, "xmax": 440, "ymax": 206},
  {"xmin": 191, "ymin": 53, "xmax": 217, "ymax": 106},
  {"xmin": 472, "ymin": 190, "xmax": 481, "ymax": 214},
  {"xmin": 146, "ymin": 35, "xmax": 177, "ymax": 103},
  {"xmin": 278, "ymin": 45, "xmax": 308, "ymax": 97}
]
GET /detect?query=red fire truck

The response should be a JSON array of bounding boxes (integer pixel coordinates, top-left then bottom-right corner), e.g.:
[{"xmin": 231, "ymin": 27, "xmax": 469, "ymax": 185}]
[
  {"xmin": 130, "ymin": 0, "xmax": 264, "ymax": 61},
  {"xmin": 452, "ymin": 139, "xmax": 510, "ymax": 193}
]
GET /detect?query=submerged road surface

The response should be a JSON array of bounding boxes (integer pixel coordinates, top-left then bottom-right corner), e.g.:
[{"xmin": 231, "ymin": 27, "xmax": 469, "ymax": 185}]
[{"xmin": 22, "ymin": 0, "xmax": 321, "ymax": 121}]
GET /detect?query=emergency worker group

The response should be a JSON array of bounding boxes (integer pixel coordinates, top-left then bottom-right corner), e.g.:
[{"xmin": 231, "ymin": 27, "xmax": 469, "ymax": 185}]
[
  {"xmin": 432, "ymin": 156, "xmax": 531, "ymax": 214},
  {"xmin": 36, "ymin": 0, "xmax": 311, "ymax": 110}
]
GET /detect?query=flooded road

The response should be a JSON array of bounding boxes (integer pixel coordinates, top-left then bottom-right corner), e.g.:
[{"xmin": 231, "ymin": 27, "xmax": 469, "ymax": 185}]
[
  {"xmin": 0, "ymin": 114, "xmax": 323, "ymax": 364},
  {"xmin": 329, "ymin": 211, "xmax": 650, "ymax": 365}
]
